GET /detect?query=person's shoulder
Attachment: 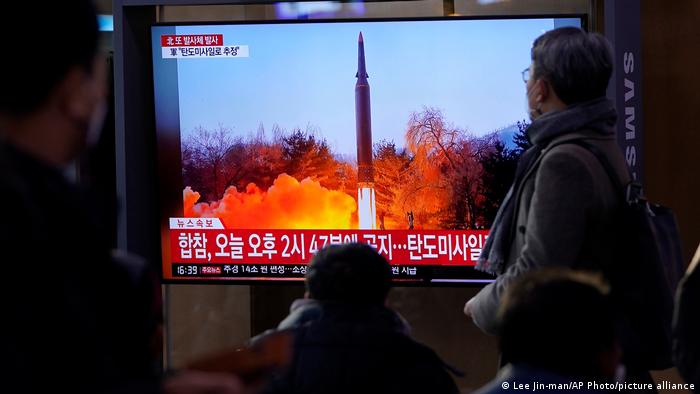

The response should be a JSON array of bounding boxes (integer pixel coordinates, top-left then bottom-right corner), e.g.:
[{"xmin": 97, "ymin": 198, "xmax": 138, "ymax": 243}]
[
  {"xmin": 0, "ymin": 151, "xmax": 41, "ymax": 229},
  {"xmin": 385, "ymin": 337, "xmax": 460, "ymax": 394},
  {"xmin": 387, "ymin": 335, "xmax": 463, "ymax": 379},
  {"xmin": 472, "ymin": 380, "xmax": 509, "ymax": 394},
  {"xmin": 277, "ymin": 299, "xmax": 323, "ymax": 330},
  {"xmin": 543, "ymin": 135, "xmax": 620, "ymax": 168},
  {"xmin": 543, "ymin": 140, "xmax": 598, "ymax": 166},
  {"xmin": 475, "ymin": 365, "xmax": 609, "ymax": 394},
  {"xmin": 0, "ymin": 143, "xmax": 57, "ymax": 206},
  {"xmin": 536, "ymin": 140, "xmax": 606, "ymax": 187},
  {"xmin": 472, "ymin": 364, "xmax": 521, "ymax": 394}
]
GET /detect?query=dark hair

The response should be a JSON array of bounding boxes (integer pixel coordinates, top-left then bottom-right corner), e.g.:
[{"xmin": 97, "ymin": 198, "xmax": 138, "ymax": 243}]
[
  {"xmin": 306, "ymin": 243, "xmax": 391, "ymax": 305},
  {"xmin": 498, "ymin": 269, "xmax": 616, "ymax": 379},
  {"xmin": 531, "ymin": 27, "xmax": 613, "ymax": 105},
  {"xmin": 0, "ymin": 1, "xmax": 99, "ymax": 115}
]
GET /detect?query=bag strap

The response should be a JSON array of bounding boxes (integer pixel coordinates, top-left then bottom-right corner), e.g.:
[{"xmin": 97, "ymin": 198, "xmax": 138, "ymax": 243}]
[{"xmin": 549, "ymin": 139, "xmax": 643, "ymax": 204}]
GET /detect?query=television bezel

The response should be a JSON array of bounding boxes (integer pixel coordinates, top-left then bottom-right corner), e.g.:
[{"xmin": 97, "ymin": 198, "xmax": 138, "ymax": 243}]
[{"xmin": 151, "ymin": 13, "xmax": 588, "ymax": 286}]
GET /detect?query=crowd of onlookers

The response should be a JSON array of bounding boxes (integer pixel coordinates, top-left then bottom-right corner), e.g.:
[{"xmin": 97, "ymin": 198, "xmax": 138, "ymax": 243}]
[
  {"xmin": 0, "ymin": 1, "xmax": 697, "ymax": 393},
  {"xmin": 252, "ymin": 242, "xmax": 699, "ymax": 394}
]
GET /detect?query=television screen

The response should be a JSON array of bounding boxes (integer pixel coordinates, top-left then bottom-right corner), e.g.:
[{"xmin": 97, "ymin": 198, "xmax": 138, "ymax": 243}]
[{"xmin": 151, "ymin": 16, "xmax": 584, "ymax": 283}]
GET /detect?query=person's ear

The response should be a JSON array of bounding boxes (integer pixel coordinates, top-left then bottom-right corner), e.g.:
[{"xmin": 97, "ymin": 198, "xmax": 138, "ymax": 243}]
[{"xmin": 535, "ymin": 79, "xmax": 549, "ymax": 104}]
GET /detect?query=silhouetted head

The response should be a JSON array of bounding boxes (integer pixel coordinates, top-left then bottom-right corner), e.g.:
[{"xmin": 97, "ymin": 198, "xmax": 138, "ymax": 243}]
[
  {"xmin": 306, "ymin": 243, "xmax": 391, "ymax": 305},
  {"xmin": 498, "ymin": 268, "xmax": 620, "ymax": 380},
  {"xmin": 525, "ymin": 27, "xmax": 613, "ymax": 119},
  {"xmin": 0, "ymin": 1, "xmax": 105, "ymax": 165}
]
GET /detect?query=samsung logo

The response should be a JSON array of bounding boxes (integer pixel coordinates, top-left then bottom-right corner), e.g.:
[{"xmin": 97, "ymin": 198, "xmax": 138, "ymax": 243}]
[{"xmin": 623, "ymin": 51, "xmax": 638, "ymax": 180}]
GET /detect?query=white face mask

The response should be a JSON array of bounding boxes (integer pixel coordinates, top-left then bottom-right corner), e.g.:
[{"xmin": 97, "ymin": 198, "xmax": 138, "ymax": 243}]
[
  {"xmin": 525, "ymin": 82, "xmax": 542, "ymax": 121},
  {"xmin": 525, "ymin": 93, "xmax": 535, "ymax": 121}
]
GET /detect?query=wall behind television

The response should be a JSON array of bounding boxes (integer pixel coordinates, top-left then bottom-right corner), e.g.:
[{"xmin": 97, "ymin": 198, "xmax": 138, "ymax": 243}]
[
  {"xmin": 115, "ymin": 0, "xmax": 700, "ymax": 391},
  {"xmin": 152, "ymin": 2, "xmax": 590, "ymax": 392},
  {"xmin": 640, "ymin": 0, "xmax": 700, "ymax": 265}
]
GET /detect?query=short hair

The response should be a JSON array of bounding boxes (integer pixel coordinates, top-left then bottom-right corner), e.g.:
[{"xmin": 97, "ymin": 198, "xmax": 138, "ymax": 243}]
[
  {"xmin": 498, "ymin": 269, "xmax": 616, "ymax": 379},
  {"xmin": 306, "ymin": 243, "xmax": 391, "ymax": 305},
  {"xmin": 531, "ymin": 27, "xmax": 613, "ymax": 105},
  {"xmin": 0, "ymin": 1, "xmax": 99, "ymax": 115}
]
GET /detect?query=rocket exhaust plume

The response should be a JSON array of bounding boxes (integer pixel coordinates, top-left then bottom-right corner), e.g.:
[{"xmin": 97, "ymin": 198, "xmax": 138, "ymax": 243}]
[
  {"xmin": 184, "ymin": 174, "xmax": 357, "ymax": 229},
  {"xmin": 355, "ymin": 32, "xmax": 377, "ymax": 229}
]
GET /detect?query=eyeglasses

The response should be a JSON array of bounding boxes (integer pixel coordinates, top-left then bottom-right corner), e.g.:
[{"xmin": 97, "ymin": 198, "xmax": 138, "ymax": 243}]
[{"xmin": 521, "ymin": 67, "xmax": 530, "ymax": 83}]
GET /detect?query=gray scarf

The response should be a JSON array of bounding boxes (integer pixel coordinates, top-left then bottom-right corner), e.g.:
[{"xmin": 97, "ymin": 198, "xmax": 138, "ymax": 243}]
[{"xmin": 476, "ymin": 97, "xmax": 617, "ymax": 275}]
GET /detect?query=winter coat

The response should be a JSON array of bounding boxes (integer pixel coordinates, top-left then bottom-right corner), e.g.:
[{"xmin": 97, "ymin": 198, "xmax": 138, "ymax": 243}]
[
  {"xmin": 0, "ymin": 141, "xmax": 161, "ymax": 393},
  {"xmin": 471, "ymin": 98, "xmax": 630, "ymax": 334},
  {"xmin": 262, "ymin": 301, "xmax": 460, "ymax": 394}
]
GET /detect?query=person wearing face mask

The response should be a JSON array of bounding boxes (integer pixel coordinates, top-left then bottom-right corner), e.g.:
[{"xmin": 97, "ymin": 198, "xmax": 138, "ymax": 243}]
[
  {"xmin": 0, "ymin": 2, "xmax": 245, "ymax": 394},
  {"xmin": 463, "ymin": 27, "xmax": 636, "ymax": 376}
]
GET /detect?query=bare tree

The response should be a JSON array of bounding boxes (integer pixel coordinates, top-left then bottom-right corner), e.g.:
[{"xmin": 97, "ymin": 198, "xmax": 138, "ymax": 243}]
[
  {"xmin": 406, "ymin": 107, "xmax": 463, "ymax": 170},
  {"xmin": 402, "ymin": 107, "xmax": 508, "ymax": 229},
  {"xmin": 183, "ymin": 124, "xmax": 235, "ymax": 200}
]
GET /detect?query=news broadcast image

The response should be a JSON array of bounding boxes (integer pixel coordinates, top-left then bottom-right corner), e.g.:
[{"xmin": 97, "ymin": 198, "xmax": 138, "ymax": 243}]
[{"xmin": 151, "ymin": 17, "xmax": 581, "ymax": 283}]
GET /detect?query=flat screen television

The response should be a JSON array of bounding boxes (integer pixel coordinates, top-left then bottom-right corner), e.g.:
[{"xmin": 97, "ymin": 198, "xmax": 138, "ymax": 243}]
[{"xmin": 151, "ymin": 15, "xmax": 585, "ymax": 284}]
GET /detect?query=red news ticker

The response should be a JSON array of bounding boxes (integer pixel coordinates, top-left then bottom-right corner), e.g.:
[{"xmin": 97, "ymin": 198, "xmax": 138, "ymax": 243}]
[
  {"xmin": 170, "ymin": 229, "xmax": 489, "ymax": 266},
  {"xmin": 161, "ymin": 34, "xmax": 224, "ymax": 47}
]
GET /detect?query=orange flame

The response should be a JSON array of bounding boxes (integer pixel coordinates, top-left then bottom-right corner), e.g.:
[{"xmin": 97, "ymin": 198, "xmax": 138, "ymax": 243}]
[{"xmin": 184, "ymin": 173, "xmax": 357, "ymax": 229}]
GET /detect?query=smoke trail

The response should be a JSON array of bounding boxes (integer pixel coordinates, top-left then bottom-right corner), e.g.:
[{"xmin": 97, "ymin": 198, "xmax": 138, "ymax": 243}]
[{"xmin": 184, "ymin": 173, "xmax": 357, "ymax": 229}]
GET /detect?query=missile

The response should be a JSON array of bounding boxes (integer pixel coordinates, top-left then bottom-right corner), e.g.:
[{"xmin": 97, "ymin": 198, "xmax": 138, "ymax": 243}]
[
  {"xmin": 355, "ymin": 32, "xmax": 373, "ymax": 184},
  {"xmin": 355, "ymin": 32, "xmax": 377, "ymax": 230}
]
